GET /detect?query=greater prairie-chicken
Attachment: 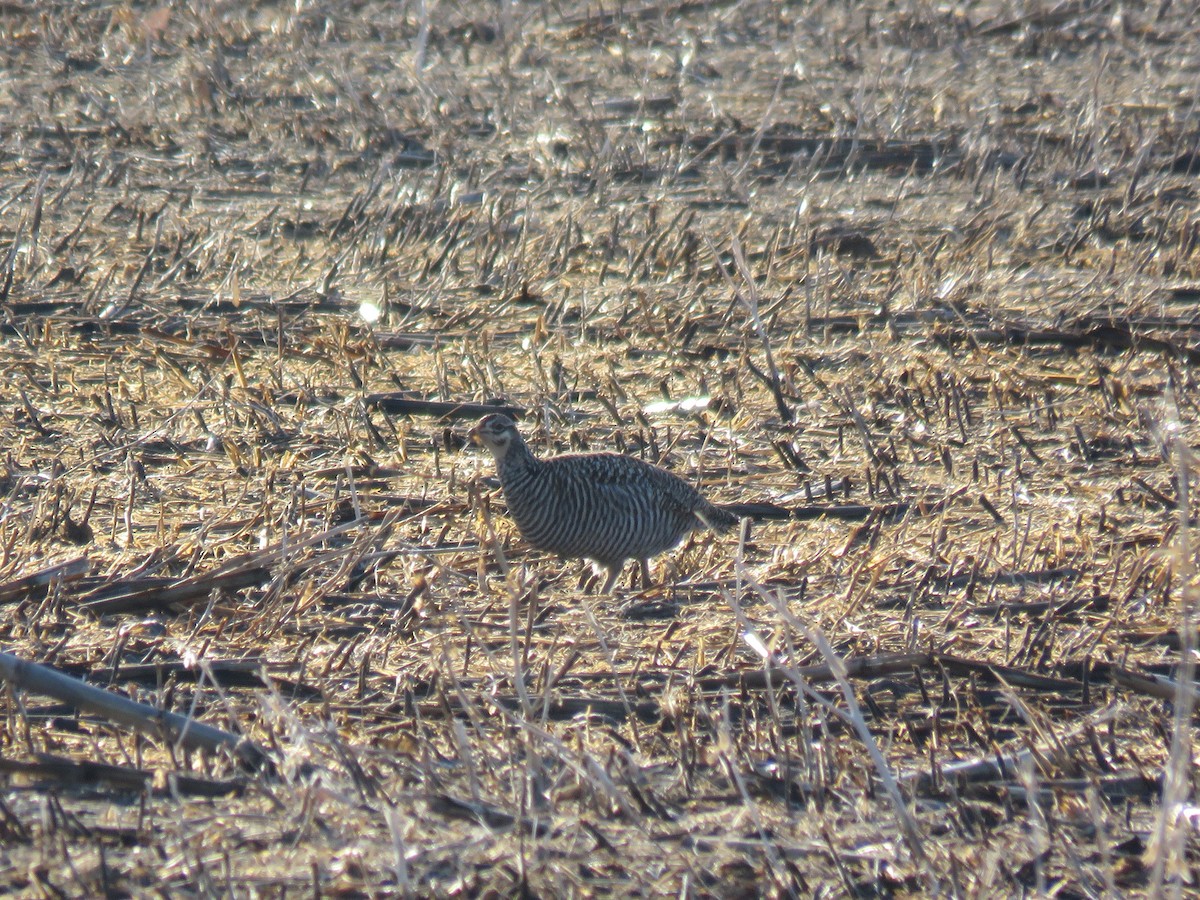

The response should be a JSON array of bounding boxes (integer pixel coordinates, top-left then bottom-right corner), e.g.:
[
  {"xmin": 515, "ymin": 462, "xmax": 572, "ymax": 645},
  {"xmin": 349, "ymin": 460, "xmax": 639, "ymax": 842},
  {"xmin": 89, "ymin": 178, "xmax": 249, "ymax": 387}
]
[{"xmin": 470, "ymin": 414, "xmax": 737, "ymax": 592}]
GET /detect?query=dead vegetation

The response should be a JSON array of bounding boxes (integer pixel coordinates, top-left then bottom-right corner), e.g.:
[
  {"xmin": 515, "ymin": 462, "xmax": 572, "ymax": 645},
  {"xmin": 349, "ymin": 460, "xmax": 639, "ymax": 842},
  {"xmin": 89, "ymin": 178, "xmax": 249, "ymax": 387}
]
[{"xmin": 0, "ymin": 0, "xmax": 1199, "ymax": 895}]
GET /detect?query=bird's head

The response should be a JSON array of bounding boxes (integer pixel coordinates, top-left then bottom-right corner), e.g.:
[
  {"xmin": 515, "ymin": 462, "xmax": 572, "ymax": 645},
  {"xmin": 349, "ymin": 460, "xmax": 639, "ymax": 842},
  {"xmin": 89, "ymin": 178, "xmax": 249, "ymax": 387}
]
[{"xmin": 469, "ymin": 413, "xmax": 521, "ymax": 460}]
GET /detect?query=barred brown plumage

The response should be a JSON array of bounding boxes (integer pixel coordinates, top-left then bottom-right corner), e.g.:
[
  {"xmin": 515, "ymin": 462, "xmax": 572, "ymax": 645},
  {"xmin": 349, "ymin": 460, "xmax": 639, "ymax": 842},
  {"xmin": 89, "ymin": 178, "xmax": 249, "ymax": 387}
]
[{"xmin": 469, "ymin": 413, "xmax": 738, "ymax": 592}]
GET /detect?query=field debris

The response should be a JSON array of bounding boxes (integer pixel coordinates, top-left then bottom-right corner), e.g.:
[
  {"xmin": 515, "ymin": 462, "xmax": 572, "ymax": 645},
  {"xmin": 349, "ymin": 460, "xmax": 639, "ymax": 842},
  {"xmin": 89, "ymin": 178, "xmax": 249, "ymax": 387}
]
[{"xmin": 0, "ymin": 1, "xmax": 1198, "ymax": 895}]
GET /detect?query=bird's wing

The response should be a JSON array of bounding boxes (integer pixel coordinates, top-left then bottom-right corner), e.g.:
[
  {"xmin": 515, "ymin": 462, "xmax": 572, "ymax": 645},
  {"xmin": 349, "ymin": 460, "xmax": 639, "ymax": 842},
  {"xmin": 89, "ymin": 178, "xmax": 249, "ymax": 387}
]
[
  {"xmin": 543, "ymin": 453, "xmax": 686, "ymax": 510},
  {"xmin": 583, "ymin": 454, "xmax": 708, "ymax": 516},
  {"xmin": 558, "ymin": 454, "xmax": 655, "ymax": 493}
]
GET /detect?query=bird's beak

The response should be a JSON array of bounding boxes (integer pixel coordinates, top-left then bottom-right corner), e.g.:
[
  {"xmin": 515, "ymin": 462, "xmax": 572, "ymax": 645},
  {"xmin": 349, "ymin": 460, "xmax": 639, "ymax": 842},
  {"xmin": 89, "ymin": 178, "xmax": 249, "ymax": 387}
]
[{"xmin": 467, "ymin": 424, "xmax": 483, "ymax": 446}]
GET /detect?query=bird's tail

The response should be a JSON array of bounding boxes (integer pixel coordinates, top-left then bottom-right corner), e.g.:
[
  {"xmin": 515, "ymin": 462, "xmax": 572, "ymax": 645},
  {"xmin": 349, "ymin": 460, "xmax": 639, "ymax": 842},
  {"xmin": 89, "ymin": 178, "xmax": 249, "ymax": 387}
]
[{"xmin": 697, "ymin": 502, "xmax": 739, "ymax": 534}]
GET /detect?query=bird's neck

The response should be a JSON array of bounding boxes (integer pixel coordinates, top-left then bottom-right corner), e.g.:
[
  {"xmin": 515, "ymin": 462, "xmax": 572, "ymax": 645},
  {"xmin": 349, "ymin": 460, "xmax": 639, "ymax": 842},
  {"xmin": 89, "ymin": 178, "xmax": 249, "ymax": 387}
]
[{"xmin": 496, "ymin": 438, "xmax": 540, "ymax": 481}]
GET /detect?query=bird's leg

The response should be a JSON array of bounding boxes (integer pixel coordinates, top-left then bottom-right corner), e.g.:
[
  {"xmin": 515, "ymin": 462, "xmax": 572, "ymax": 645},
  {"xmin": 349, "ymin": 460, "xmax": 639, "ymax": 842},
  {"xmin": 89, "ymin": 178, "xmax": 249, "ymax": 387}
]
[
  {"xmin": 600, "ymin": 565, "xmax": 621, "ymax": 594},
  {"xmin": 638, "ymin": 558, "xmax": 652, "ymax": 589},
  {"xmin": 579, "ymin": 565, "xmax": 599, "ymax": 593}
]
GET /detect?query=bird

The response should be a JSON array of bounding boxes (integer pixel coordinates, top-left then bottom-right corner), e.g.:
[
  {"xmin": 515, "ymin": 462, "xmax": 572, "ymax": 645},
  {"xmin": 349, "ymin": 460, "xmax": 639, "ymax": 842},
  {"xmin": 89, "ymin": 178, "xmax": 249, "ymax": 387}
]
[{"xmin": 468, "ymin": 413, "xmax": 738, "ymax": 592}]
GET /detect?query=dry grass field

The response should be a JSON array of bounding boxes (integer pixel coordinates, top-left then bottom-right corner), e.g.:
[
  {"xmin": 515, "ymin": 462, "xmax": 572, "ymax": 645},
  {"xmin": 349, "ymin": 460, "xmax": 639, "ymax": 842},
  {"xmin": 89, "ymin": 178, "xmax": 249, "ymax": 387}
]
[{"xmin": 1, "ymin": 0, "xmax": 1200, "ymax": 895}]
